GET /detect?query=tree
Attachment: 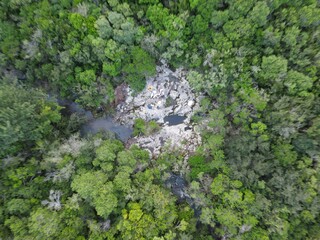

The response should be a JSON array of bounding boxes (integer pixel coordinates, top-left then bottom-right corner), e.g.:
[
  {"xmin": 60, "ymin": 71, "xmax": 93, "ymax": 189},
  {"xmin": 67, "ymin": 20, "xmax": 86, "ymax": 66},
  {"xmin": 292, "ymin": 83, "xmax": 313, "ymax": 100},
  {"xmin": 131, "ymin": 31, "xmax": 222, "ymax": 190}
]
[
  {"xmin": 0, "ymin": 21, "xmax": 20, "ymax": 60},
  {"xmin": 1, "ymin": 0, "xmax": 320, "ymax": 239},
  {"xmin": 71, "ymin": 171, "xmax": 118, "ymax": 218},
  {"xmin": 94, "ymin": 16, "xmax": 113, "ymax": 39},
  {"xmin": 75, "ymin": 68, "xmax": 96, "ymax": 85},
  {"xmin": 284, "ymin": 70, "xmax": 313, "ymax": 96},
  {"xmin": 189, "ymin": 155, "xmax": 210, "ymax": 180},
  {"xmin": 93, "ymin": 139, "xmax": 124, "ymax": 173},
  {"xmin": 298, "ymin": 4, "xmax": 320, "ymax": 27},
  {"xmin": 207, "ymin": 174, "xmax": 259, "ymax": 237},
  {"xmin": 123, "ymin": 47, "xmax": 156, "ymax": 92},
  {"xmin": 191, "ymin": 15, "xmax": 208, "ymax": 33},
  {"xmin": 146, "ymin": 4, "xmax": 170, "ymax": 31},
  {"xmin": 107, "ymin": 11, "xmax": 126, "ymax": 29},
  {"xmin": 249, "ymin": 1, "xmax": 270, "ymax": 27},
  {"xmin": 223, "ymin": 17, "xmax": 255, "ymax": 42},
  {"xmin": 133, "ymin": 118, "xmax": 160, "ymax": 136},
  {"xmin": 116, "ymin": 202, "xmax": 159, "ymax": 239},
  {"xmin": 273, "ymin": 143, "xmax": 298, "ymax": 166},
  {"xmin": 259, "ymin": 55, "xmax": 288, "ymax": 90},
  {"xmin": 28, "ymin": 208, "xmax": 63, "ymax": 239},
  {"xmin": 0, "ymin": 82, "xmax": 61, "ymax": 157},
  {"xmin": 4, "ymin": 216, "xmax": 30, "ymax": 239},
  {"xmin": 210, "ymin": 10, "xmax": 229, "ymax": 29}
]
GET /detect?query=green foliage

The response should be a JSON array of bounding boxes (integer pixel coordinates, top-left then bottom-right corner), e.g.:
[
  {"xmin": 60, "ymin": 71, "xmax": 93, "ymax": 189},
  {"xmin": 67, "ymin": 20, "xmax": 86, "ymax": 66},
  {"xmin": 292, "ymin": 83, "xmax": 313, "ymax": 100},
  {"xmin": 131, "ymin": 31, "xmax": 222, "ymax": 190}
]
[
  {"xmin": 133, "ymin": 118, "xmax": 160, "ymax": 136},
  {"xmin": 249, "ymin": 1, "xmax": 270, "ymax": 27},
  {"xmin": 250, "ymin": 121, "xmax": 268, "ymax": 136},
  {"xmin": 75, "ymin": 68, "xmax": 96, "ymax": 85},
  {"xmin": 0, "ymin": 21, "xmax": 20, "ymax": 60},
  {"xmin": 259, "ymin": 55, "xmax": 288, "ymax": 88},
  {"xmin": 123, "ymin": 47, "xmax": 156, "ymax": 92},
  {"xmin": 284, "ymin": 70, "xmax": 313, "ymax": 96},
  {"xmin": 188, "ymin": 155, "xmax": 210, "ymax": 180},
  {"xmin": 6, "ymin": 199, "xmax": 32, "ymax": 215},
  {"xmin": 1, "ymin": 0, "xmax": 320, "ymax": 239},
  {"xmin": 147, "ymin": 120, "xmax": 160, "ymax": 134},
  {"xmin": 133, "ymin": 118, "xmax": 146, "ymax": 136},
  {"xmin": 273, "ymin": 143, "xmax": 298, "ymax": 166},
  {"xmin": 94, "ymin": 16, "xmax": 112, "ymax": 39},
  {"xmin": 192, "ymin": 15, "xmax": 208, "ymax": 33},
  {"xmin": 71, "ymin": 171, "xmax": 118, "ymax": 218},
  {"xmin": 28, "ymin": 208, "xmax": 63, "ymax": 239},
  {"xmin": 187, "ymin": 68, "xmax": 227, "ymax": 96},
  {"xmin": 0, "ymin": 82, "xmax": 61, "ymax": 157},
  {"xmin": 93, "ymin": 139, "xmax": 124, "ymax": 172},
  {"xmin": 117, "ymin": 202, "xmax": 160, "ymax": 239}
]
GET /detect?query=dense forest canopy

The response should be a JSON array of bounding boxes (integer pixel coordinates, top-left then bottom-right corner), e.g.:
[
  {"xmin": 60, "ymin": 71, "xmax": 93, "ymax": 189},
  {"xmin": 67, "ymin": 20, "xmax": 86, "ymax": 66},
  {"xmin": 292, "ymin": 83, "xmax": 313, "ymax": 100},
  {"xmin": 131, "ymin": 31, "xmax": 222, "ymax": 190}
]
[{"xmin": 0, "ymin": 0, "xmax": 319, "ymax": 239}]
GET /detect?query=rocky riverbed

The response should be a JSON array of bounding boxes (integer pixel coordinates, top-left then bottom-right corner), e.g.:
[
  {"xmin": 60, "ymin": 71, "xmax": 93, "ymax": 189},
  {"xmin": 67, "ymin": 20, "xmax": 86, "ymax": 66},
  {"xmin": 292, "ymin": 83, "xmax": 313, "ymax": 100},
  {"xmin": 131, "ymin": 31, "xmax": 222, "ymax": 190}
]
[
  {"xmin": 115, "ymin": 62, "xmax": 202, "ymax": 157},
  {"xmin": 115, "ymin": 64, "xmax": 199, "ymax": 125}
]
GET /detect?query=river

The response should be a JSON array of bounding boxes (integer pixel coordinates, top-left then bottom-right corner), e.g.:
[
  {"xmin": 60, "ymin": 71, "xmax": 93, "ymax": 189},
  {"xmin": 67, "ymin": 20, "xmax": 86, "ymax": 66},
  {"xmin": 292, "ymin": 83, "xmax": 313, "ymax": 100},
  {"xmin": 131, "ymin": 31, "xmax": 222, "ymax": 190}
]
[{"xmin": 59, "ymin": 99, "xmax": 187, "ymax": 142}]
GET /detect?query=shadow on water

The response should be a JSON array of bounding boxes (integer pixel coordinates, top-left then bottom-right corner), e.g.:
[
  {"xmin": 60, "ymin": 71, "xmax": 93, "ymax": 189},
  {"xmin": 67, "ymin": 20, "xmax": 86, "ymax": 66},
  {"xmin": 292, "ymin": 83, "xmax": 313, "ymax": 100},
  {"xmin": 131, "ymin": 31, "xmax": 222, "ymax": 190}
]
[
  {"xmin": 57, "ymin": 99, "xmax": 200, "ymax": 217},
  {"xmin": 81, "ymin": 117, "xmax": 133, "ymax": 142},
  {"xmin": 163, "ymin": 115, "xmax": 187, "ymax": 126},
  {"xmin": 58, "ymin": 99, "xmax": 132, "ymax": 142},
  {"xmin": 165, "ymin": 173, "xmax": 201, "ymax": 218},
  {"xmin": 57, "ymin": 99, "xmax": 94, "ymax": 120}
]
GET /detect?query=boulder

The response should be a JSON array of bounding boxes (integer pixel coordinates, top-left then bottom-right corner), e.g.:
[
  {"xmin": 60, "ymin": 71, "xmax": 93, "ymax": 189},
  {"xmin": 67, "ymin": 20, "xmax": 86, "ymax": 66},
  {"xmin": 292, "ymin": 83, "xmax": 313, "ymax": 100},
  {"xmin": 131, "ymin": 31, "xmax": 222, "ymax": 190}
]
[{"xmin": 114, "ymin": 62, "xmax": 202, "ymax": 156}]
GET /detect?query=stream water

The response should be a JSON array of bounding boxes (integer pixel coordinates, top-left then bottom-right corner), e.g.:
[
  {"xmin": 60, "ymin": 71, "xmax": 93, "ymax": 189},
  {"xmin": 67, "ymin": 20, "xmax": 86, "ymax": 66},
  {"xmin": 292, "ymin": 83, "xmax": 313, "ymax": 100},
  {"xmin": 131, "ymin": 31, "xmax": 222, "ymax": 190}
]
[
  {"xmin": 82, "ymin": 114, "xmax": 186, "ymax": 141},
  {"xmin": 165, "ymin": 173, "xmax": 201, "ymax": 217},
  {"xmin": 82, "ymin": 117, "xmax": 133, "ymax": 142},
  {"xmin": 58, "ymin": 99, "xmax": 94, "ymax": 120},
  {"xmin": 58, "ymin": 99, "xmax": 200, "ymax": 216},
  {"xmin": 58, "ymin": 99, "xmax": 133, "ymax": 142},
  {"xmin": 59, "ymin": 99, "xmax": 188, "ymax": 142}
]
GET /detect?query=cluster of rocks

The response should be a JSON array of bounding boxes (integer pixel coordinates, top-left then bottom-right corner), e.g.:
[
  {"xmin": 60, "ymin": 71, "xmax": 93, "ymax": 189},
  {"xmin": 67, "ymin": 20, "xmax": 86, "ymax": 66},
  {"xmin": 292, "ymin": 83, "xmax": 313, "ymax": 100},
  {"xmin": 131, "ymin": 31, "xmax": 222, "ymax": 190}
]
[
  {"xmin": 126, "ymin": 123, "xmax": 202, "ymax": 158},
  {"xmin": 115, "ymin": 62, "xmax": 203, "ymax": 157},
  {"xmin": 115, "ymin": 62, "xmax": 199, "ymax": 125}
]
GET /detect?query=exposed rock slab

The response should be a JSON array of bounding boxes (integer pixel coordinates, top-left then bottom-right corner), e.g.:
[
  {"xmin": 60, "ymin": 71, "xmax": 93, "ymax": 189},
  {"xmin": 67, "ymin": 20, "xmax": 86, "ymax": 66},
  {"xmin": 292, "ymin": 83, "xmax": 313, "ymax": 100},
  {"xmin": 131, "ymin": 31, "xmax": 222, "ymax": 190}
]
[
  {"xmin": 115, "ymin": 62, "xmax": 202, "ymax": 157},
  {"xmin": 115, "ymin": 63, "xmax": 200, "ymax": 125},
  {"xmin": 128, "ymin": 123, "xmax": 201, "ymax": 158}
]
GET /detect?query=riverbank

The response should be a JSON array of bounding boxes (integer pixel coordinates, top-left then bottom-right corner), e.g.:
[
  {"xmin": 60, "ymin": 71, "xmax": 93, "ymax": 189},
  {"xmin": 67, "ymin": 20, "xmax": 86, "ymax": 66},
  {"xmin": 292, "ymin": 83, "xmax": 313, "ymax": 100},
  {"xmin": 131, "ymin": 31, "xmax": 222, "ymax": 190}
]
[
  {"xmin": 58, "ymin": 63, "xmax": 203, "ymax": 158},
  {"xmin": 115, "ymin": 62, "xmax": 202, "ymax": 157}
]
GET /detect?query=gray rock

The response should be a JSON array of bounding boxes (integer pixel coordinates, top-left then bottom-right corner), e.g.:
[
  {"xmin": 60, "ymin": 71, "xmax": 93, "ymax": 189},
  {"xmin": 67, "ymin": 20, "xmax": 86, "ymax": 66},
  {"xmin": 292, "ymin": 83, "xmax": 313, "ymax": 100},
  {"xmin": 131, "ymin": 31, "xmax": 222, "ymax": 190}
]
[
  {"xmin": 170, "ymin": 90, "xmax": 179, "ymax": 99},
  {"xmin": 188, "ymin": 100, "xmax": 195, "ymax": 107},
  {"xmin": 114, "ymin": 62, "xmax": 202, "ymax": 156}
]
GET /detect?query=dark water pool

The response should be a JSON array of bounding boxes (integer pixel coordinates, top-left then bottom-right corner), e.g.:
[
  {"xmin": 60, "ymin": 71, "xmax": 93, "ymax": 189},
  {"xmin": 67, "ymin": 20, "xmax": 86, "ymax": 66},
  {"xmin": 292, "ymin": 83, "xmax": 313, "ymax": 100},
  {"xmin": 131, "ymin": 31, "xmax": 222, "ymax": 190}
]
[
  {"xmin": 163, "ymin": 115, "xmax": 186, "ymax": 126},
  {"xmin": 56, "ymin": 99, "xmax": 132, "ymax": 142},
  {"xmin": 57, "ymin": 99, "xmax": 94, "ymax": 120},
  {"xmin": 82, "ymin": 117, "xmax": 133, "ymax": 142},
  {"xmin": 165, "ymin": 173, "xmax": 201, "ymax": 217}
]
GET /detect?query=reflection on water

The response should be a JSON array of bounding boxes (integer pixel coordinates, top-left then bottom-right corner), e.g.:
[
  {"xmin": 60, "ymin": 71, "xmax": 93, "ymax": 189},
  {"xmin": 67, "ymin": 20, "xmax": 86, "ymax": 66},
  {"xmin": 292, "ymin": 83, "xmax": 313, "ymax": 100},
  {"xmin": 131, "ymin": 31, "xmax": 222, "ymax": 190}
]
[
  {"xmin": 58, "ymin": 100, "xmax": 186, "ymax": 142},
  {"xmin": 58, "ymin": 99, "xmax": 132, "ymax": 142},
  {"xmin": 82, "ymin": 117, "xmax": 133, "ymax": 142}
]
